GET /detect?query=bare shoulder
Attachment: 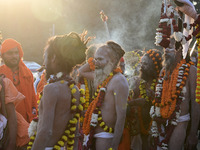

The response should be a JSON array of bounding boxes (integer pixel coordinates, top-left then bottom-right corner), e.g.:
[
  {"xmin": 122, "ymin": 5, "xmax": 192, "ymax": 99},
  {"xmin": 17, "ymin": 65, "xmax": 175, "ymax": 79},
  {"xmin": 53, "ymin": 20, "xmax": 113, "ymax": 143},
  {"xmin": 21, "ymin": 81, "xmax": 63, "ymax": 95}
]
[
  {"xmin": 109, "ymin": 73, "xmax": 129, "ymax": 90},
  {"xmin": 43, "ymin": 82, "xmax": 60, "ymax": 95},
  {"xmin": 43, "ymin": 82, "xmax": 69, "ymax": 102}
]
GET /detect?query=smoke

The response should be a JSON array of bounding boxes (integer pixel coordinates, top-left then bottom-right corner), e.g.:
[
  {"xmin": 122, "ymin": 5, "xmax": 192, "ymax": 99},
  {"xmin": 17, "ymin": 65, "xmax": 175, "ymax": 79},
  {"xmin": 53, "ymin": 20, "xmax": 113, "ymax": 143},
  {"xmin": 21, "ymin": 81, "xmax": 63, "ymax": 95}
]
[
  {"xmin": 89, "ymin": 0, "xmax": 162, "ymax": 51},
  {"xmin": 0, "ymin": 0, "xmax": 162, "ymax": 64}
]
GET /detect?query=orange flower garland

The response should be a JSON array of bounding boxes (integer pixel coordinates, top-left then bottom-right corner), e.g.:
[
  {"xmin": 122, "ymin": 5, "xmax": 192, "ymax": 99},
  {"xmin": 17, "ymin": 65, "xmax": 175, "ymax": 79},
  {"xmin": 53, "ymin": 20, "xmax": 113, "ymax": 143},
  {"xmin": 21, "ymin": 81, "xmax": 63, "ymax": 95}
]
[
  {"xmin": 151, "ymin": 60, "xmax": 193, "ymax": 149},
  {"xmin": 88, "ymin": 57, "xmax": 95, "ymax": 71},
  {"xmin": 196, "ymin": 30, "xmax": 200, "ymax": 104},
  {"xmin": 146, "ymin": 49, "xmax": 162, "ymax": 76},
  {"xmin": 160, "ymin": 60, "xmax": 185, "ymax": 118},
  {"xmin": 83, "ymin": 72, "xmax": 114, "ymax": 135}
]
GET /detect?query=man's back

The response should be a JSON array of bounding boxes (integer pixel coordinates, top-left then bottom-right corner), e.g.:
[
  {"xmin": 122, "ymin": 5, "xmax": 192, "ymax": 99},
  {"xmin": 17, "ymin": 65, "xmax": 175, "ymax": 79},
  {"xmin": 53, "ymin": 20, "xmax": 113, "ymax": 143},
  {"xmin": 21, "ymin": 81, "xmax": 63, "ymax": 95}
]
[{"xmin": 36, "ymin": 81, "xmax": 79, "ymax": 147}]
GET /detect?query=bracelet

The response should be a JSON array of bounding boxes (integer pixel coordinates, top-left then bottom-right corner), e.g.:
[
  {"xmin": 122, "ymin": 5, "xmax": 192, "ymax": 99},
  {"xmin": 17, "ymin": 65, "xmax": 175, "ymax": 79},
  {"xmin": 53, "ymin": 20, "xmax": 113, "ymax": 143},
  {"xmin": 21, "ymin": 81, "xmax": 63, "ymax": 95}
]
[{"xmin": 88, "ymin": 57, "xmax": 95, "ymax": 71}]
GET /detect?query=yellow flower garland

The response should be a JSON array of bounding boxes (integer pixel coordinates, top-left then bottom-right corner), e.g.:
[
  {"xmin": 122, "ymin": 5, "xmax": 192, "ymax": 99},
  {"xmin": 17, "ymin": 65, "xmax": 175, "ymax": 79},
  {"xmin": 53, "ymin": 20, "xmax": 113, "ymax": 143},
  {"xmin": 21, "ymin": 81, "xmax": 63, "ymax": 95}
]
[
  {"xmin": 84, "ymin": 78, "xmax": 90, "ymax": 110},
  {"xmin": 132, "ymin": 51, "xmax": 140, "ymax": 70},
  {"xmin": 27, "ymin": 79, "xmax": 85, "ymax": 150},
  {"xmin": 196, "ymin": 30, "xmax": 200, "ymax": 104},
  {"xmin": 139, "ymin": 79, "xmax": 156, "ymax": 102}
]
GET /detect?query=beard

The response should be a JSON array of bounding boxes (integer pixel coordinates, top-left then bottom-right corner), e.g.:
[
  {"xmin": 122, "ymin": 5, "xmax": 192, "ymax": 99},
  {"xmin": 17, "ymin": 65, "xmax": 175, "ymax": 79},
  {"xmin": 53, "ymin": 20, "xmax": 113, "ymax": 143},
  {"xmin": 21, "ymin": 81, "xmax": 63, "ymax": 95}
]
[
  {"xmin": 163, "ymin": 53, "xmax": 176, "ymax": 73},
  {"xmin": 94, "ymin": 61, "xmax": 114, "ymax": 89},
  {"xmin": 3, "ymin": 58, "xmax": 20, "ymax": 69}
]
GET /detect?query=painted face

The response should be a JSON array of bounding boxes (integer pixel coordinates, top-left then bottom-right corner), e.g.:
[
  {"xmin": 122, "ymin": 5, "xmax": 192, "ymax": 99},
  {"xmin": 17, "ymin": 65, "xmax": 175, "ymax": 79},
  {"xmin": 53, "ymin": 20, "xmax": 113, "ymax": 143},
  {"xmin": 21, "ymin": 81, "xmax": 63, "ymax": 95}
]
[
  {"xmin": 140, "ymin": 55, "xmax": 155, "ymax": 80},
  {"xmin": 94, "ymin": 46, "xmax": 109, "ymax": 70},
  {"xmin": 140, "ymin": 55, "xmax": 150, "ymax": 73},
  {"xmin": 2, "ymin": 47, "xmax": 20, "ymax": 68}
]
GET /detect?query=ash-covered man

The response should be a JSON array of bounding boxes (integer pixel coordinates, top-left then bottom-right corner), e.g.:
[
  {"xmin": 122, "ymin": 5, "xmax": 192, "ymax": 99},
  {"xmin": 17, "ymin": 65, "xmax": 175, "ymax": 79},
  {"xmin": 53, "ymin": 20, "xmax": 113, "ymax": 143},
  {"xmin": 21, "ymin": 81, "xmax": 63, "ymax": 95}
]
[
  {"xmin": 31, "ymin": 32, "xmax": 90, "ymax": 150},
  {"xmin": 128, "ymin": 49, "xmax": 162, "ymax": 150},
  {"xmin": 150, "ymin": 39, "xmax": 200, "ymax": 150},
  {"xmin": 79, "ymin": 41, "xmax": 129, "ymax": 150}
]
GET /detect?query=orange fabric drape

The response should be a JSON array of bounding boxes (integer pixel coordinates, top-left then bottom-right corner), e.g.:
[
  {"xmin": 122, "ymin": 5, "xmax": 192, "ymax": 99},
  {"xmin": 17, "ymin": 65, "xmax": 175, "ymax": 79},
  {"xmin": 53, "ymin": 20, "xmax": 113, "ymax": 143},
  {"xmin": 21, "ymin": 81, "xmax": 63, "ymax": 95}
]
[
  {"xmin": 36, "ymin": 71, "xmax": 46, "ymax": 99},
  {"xmin": 0, "ymin": 61, "xmax": 37, "ymax": 123},
  {"xmin": 3, "ymin": 78, "xmax": 29, "ymax": 147},
  {"xmin": 118, "ymin": 128, "xmax": 131, "ymax": 150}
]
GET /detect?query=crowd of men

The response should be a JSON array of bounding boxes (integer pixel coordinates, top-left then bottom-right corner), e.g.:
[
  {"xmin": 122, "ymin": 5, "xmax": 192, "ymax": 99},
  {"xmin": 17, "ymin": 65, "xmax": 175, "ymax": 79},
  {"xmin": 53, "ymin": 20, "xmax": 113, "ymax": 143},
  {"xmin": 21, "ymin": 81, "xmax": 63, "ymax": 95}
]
[{"xmin": 1, "ymin": 0, "xmax": 200, "ymax": 150}]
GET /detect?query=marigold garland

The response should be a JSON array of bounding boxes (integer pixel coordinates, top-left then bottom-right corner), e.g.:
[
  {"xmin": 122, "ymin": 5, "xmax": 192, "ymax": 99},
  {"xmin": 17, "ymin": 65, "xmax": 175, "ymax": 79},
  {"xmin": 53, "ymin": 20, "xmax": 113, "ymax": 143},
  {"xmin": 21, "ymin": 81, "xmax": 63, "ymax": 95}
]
[
  {"xmin": 84, "ymin": 78, "xmax": 90, "ymax": 110},
  {"xmin": 139, "ymin": 79, "xmax": 156, "ymax": 103},
  {"xmin": 27, "ymin": 72, "xmax": 84, "ymax": 150},
  {"xmin": 160, "ymin": 60, "xmax": 186, "ymax": 118},
  {"xmin": 132, "ymin": 51, "xmax": 140, "ymax": 70},
  {"xmin": 146, "ymin": 49, "xmax": 162, "ymax": 76},
  {"xmin": 82, "ymin": 68, "xmax": 121, "ymax": 149},
  {"xmin": 82, "ymin": 72, "xmax": 114, "ymax": 135},
  {"xmin": 151, "ymin": 60, "xmax": 193, "ymax": 149},
  {"xmin": 196, "ymin": 28, "xmax": 200, "ymax": 104},
  {"xmin": 138, "ymin": 79, "xmax": 156, "ymax": 135}
]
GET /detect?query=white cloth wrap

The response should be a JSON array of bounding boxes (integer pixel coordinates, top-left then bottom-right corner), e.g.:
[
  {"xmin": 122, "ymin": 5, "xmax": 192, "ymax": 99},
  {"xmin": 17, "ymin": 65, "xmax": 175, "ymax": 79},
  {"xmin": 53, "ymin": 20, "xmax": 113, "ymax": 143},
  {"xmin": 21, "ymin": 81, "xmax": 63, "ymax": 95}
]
[
  {"xmin": 94, "ymin": 132, "xmax": 114, "ymax": 138},
  {"xmin": 0, "ymin": 114, "xmax": 7, "ymax": 140},
  {"xmin": 45, "ymin": 147, "xmax": 64, "ymax": 150},
  {"xmin": 177, "ymin": 113, "xmax": 190, "ymax": 122}
]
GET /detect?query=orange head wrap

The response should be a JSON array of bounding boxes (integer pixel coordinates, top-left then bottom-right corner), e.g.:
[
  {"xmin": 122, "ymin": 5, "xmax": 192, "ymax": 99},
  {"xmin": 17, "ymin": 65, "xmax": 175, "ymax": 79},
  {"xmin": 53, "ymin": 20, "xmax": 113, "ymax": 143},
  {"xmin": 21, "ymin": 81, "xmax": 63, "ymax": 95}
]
[{"xmin": 1, "ymin": 38, "xmax": 24, "ymax": 58}]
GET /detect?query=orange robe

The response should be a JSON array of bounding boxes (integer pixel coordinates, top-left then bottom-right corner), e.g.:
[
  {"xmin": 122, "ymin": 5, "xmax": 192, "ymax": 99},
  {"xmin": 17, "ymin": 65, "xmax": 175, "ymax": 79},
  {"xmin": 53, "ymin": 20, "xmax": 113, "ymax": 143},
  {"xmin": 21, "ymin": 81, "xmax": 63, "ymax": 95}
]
[
  {"xmin": 118, "ymin": 128, "xmax": 131, "ymax": 150},
  {"xmin": 0, "ymin": 61, "xmax": 37, "ymax": 123},
  {"xmin": 36, "ymin": 71, "xmax": 46, "ymax": 99},
  {"xmin": 3, "ymin": 78, "xmax": 30, "ymax": 147}
]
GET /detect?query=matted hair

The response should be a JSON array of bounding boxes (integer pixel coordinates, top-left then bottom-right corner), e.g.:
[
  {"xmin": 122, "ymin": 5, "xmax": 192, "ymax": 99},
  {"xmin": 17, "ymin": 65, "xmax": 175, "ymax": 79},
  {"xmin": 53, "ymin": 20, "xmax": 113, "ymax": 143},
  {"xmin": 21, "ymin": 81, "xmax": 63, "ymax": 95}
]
[{"xmin": 45, "ymin": 32, "xmax": 90, "ymax": 73}]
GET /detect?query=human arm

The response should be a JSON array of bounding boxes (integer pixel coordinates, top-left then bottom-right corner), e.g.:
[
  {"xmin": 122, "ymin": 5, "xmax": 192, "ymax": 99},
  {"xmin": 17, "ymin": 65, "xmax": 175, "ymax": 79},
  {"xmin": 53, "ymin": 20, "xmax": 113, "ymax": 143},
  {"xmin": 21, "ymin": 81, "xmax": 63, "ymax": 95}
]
[
  {"xmin": 31, "ymin": 75, "xmax": 37, "ymax": 115},
  {"xmin": 78, "ymin": 61, "xmax": 94, "ymax": 80},
  {"xmin": 5, "ymin": 102, "xmax": 17, "ymax": 150},
  {"xmin": 32, "ymin": 84, "xmax": 58, "ymax": 150},
  {"xmin": 110, "ymin": 75, "xmax": 129, "ymax": 149},
  {"xmin": 185, "ymin": 66, "xmax": 200, "ymax": 150}
]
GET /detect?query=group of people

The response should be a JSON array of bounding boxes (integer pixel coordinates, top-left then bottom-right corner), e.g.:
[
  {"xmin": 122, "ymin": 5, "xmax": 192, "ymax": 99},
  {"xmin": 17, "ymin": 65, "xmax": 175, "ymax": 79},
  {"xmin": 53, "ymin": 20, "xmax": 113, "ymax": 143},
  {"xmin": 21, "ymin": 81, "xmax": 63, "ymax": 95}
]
[{"xmin": 1, "ymin": 0, "xmax": 200, "ymax": 150}]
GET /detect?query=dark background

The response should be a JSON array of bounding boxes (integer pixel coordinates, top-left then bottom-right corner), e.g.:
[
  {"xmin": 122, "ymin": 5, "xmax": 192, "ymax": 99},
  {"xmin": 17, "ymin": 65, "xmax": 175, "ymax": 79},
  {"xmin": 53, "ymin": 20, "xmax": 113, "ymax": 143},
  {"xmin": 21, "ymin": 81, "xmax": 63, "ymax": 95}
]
[{"xmin": 0, "ymin": 0, "xmax": 199, "ymax": 65}]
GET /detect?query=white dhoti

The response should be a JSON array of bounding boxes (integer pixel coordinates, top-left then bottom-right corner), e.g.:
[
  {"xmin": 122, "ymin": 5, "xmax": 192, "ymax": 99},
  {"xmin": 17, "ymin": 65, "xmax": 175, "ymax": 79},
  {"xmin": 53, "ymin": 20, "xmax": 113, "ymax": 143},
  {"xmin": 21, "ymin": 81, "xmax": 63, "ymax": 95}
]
[
  {"xmin": 157, "ymin": 113, "xmax": 190, "ymax": 150},
  {"xmin": 94, "ymin": 132, "xmax": 114, "ymax": 138},
  {"xmin": 45, "ymin": 147, "xmax": 64, "ymax": 150}
]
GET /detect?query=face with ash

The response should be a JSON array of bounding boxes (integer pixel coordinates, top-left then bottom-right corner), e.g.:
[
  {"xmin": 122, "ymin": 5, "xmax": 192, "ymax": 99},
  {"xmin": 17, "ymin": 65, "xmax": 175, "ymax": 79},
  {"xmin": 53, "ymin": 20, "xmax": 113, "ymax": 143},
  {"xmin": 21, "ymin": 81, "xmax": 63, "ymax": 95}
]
[
  {"xmin": 162, "ymin": 41, "xmax": 176, "ymax": 73},
  {"xmin": 2, "ymin": 47, "xmax": 20, "ymax": 69},
  {"xmin": 94, "ymin": 46, "xmax": 115, "ymax": 88},
  {"xmin": 43, "ymin": 47, "xmax": 54, "ymax": 79},
  {"xmin": 140, "ymin": 55, "xmax": 156, "ymax": 81}
]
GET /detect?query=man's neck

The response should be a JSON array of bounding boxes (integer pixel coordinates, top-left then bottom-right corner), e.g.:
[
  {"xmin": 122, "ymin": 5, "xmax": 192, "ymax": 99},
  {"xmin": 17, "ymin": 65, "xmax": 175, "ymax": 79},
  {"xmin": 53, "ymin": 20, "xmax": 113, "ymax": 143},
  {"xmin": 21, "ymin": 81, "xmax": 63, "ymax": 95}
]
[{"xmin": 10, "ymin": 66, "xmax": 19, "ymax": 72}]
